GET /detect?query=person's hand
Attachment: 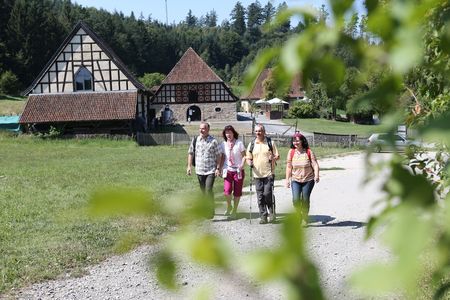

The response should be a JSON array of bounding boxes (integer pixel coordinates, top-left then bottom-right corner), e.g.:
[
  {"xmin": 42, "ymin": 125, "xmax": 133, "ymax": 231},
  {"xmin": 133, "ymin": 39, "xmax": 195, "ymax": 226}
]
[
  {"xmin": 215, "ymin": 169, "xmax": 220, "ymax": 177},
  {"xmin": 186, "ymin": 166, "xmax": 192, "ymax": 176},
  {"xmin": 315, "ymin": 175, "xmax": 320, "ymax": 183},
  {"xmin": 285, "ymin": 180, "xmax": 291, "ymax": 188}
]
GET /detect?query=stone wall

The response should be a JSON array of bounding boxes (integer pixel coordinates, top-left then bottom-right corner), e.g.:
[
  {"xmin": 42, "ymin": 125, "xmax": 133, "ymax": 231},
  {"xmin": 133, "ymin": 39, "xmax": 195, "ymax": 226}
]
[{"xmin": 150, "ymin": 102, "xmax": 237, "ymax": 123}]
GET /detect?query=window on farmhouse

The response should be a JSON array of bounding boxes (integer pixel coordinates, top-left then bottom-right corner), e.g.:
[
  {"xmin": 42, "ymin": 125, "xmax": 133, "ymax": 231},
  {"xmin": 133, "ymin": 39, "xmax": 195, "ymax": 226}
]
[{"xmin": 75, "ymin": 67, "xmax": 93, "ymax": 91}]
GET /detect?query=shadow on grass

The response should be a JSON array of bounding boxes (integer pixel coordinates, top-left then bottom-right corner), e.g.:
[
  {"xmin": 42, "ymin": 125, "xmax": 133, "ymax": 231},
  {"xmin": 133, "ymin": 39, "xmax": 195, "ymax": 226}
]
[
  {"xmin": 0, "ymin": 94, "xmax": 26, "ymax": 101},
  {"xmin": 149, "ymin": 124, "xmax": 188, "ymax": 134}
]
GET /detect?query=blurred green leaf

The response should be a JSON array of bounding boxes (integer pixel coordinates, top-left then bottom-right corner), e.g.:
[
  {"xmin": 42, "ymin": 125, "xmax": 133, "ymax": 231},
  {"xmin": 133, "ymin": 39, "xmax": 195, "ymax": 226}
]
[
  {"xmin": 352, "ymin": 205, "xmax": 434, "ymax": 296},
  {"xmin": 242, "ymin": 48, "xmax": 280, "ymax": 94},
  {"xmin": 365, "ymin": 0, "xmax": 380, "ymax": 15},
  {"xmin": 383, "ymin": 162, "xmax": 435, "ymax": 206},
  {"xmin": 420, "ymin": 112, "xmax": 450, "ymax": 147},
  {"xmin": 162, "ymin": 192, "xmax": 215, "ymax": 223},
  {"xmin": 168, "ymin": 229, "xmax": 230, "ymax": 268},
  {"xmin": 154, "ymin": 251, "xmax": 177, "ymax": 290},
  {"xmin": 190, "ymin": 233, "xmax": 230, "ymax": 268},
  {"xmin": 316, "ymin": 54, "xmax": 346, "ymax": 93},
  {"xmin": 269, "ymin": 7, "xmax": 317, "ymax": 31},
  {"xmin": 281, "ymin": 36, "xmax": 305, "ymax": 76},
  {"xmin": 280, "ymin": 214, "xmax": 305, "ymax": 253},
  {"xmin": 330, "ymin": 0, "xmax": 354, "ymax": 19},
  {"xmin": 89, "ymin": 187, "xmax": 157, "ymax": 216},
  {"xmin": 351, "ymin": 263, "xmax": 402, "ymax": 295},
  {"xmin": 367, "ymin": 7, "xmax": 394, "ymax": 40},
  {"xmin": 193, "ymin": 286, "xmax": 213, "ymax": 300},
  {"xmin": 390, "ymin": 27, "xmax": 423, "ymax": 73},
  {"xmin": 242, "ymin": 250, "xmax": 288, "ymax": 281}
]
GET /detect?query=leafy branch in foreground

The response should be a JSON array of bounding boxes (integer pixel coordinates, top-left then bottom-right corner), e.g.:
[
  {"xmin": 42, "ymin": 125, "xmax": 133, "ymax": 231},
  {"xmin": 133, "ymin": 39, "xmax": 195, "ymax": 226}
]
[
  {"xmin": 90, "ymin": 0, "xmax": 449, "ymax": 298},
  {"xmin": 244, "ymin": 0, "xmax": 449, "ymax": 298}
]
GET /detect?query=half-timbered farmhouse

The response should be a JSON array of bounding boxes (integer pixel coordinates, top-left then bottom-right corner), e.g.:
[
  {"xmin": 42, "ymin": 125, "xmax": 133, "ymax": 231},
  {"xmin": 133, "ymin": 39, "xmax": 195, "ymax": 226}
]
[
  {"xmin": 150, "ymin": 47, "xmax": 238, "ymax": 123},
  {"xmin": 20, "ymin": 21, "xmax": 151, "ymax": 135}
]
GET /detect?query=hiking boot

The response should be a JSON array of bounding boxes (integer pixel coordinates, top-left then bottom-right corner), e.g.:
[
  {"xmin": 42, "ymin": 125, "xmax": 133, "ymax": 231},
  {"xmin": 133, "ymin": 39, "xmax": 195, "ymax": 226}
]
[
  {"xmin": 268, "ymin": 213, "xmax": 276, "ymax": 223},
  {"xmin": 259, "ymin": 216, "xmax": 268, "ymax": 224}
]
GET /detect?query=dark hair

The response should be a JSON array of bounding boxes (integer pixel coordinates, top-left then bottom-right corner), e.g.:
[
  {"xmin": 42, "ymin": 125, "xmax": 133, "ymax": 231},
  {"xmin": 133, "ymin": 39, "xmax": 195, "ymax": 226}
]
[
  {"xmin": 222, "ymin": 125, "xmax": 239, "ymax": 140},
  {"xmin": 290, "ymin": 132, "xmax": 309, "ymax": 149}
]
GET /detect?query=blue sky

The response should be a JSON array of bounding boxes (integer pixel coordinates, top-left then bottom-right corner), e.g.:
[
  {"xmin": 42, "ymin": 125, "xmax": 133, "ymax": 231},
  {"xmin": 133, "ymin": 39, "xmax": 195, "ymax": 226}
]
[{"xmin": 73, "ymin": 0, "xmax": 365, "ymax": 25}]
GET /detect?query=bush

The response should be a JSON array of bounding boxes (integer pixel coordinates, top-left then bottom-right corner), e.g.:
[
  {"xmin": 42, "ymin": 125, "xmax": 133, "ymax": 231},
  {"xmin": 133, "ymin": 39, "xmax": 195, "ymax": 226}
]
[
  {"xmin": 288, "ymin": 101, "xmax": 319, "ymax": 118},
  {"xmin": 138, "ymin": 73, "xmax": 165, "ymax": 90},
  {"xmin": 0, "ymin": 70, "xmax": 20, "ymax": 95}
]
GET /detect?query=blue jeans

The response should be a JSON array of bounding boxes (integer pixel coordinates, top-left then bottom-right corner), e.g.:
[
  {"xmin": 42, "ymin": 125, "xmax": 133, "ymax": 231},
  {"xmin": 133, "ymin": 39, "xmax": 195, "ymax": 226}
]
[{"xmin": 291, "ymin": 179, "xmax": 315, "ymax": 216}]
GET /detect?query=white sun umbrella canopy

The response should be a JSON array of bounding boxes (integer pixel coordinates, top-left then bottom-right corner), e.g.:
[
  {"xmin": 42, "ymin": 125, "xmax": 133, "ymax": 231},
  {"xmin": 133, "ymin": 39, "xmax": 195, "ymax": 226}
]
[
  {"xmin": 255, "ymin": 98, "xmax": 266, "ymax": 104},
  {"xmin": 267, "ymin": 97, "xmax": 289, "ymax": 105}
]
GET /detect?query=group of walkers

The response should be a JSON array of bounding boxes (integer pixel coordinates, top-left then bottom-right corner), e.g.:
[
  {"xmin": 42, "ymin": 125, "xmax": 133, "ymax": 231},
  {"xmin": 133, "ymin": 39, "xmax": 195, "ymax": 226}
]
[{"xmin": 187, "ymin": 121, "xmax": 320, "ymax": 225}]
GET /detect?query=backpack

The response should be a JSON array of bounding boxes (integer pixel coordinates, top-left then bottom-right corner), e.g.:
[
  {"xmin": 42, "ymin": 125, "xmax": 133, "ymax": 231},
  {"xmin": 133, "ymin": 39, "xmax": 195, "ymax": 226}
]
[
  {"xmin": 249, "ymin": 136, "xmax": 273, "ymax": 154},
  {"xmin": 191, "ymin": 137, "xmax": 197, "ymax": 166},
  {"xmin": 289, "ymin": 148, "xmax": 312, "ymax": 164}
]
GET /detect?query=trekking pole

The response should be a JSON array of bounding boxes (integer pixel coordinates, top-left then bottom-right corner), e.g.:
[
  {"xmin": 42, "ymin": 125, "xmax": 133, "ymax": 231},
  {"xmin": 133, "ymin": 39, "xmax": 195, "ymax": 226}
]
[
  {"xmin": 269, "ymin": 150, "xmax": 276, "ymax": 219},
  {"xmin": 249, "ymin": 166, "xmax": 253, "ymax": 224}
]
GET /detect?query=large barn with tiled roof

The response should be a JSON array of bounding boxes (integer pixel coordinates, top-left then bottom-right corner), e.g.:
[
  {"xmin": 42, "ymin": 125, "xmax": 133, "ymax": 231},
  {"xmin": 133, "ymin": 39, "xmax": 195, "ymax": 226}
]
[
  {"xmin": 20, "ymin": 21, "xmax": 151, "ymax": 135},
  {"xmin": 150, "ymin": 47, "xmax": 238, "ymax": 123}
]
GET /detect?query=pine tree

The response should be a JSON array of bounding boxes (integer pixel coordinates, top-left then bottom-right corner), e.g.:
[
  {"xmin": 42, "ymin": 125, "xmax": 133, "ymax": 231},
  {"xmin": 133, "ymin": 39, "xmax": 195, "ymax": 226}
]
[{"xmin": 230, "ymin": 2, "xmax": 246, "ymax": 36}]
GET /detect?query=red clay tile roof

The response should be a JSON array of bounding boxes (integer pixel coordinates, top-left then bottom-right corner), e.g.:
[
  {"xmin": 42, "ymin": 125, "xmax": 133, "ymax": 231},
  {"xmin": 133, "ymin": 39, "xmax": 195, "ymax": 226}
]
[
  {"xmin": 19, "ymin": 91, "xmax": 137, "ymax": 124},
  {"xmin": 163, "ymin": 47, "xmax": 223, "ymax": 84},
  {"xmin": 242, "ymin": 69, "xmax": 304, "ymax": 100}
]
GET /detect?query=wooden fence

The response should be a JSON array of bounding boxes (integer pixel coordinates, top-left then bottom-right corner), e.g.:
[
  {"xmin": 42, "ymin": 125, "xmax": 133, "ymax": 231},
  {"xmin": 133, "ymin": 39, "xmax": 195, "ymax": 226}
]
[{"xmin": 137, "ymin": 132, "xmax": 367, "ymax": 147}]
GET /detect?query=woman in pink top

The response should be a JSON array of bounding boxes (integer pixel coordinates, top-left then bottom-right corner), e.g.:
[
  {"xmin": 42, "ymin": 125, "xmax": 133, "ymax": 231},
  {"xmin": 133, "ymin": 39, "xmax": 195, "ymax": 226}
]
[
  {"xmin": 285, "ymin": 132, "xmax": 320, "ymax": 224},
  {"xmin": 219, "ymin": 125, "xmax": 246, "ymax": 219}
]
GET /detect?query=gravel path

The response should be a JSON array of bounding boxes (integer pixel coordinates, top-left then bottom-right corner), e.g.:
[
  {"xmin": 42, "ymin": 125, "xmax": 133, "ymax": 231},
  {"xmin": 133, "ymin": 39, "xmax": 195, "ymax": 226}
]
[{"xmin": 9, "ymin": 153, "xmax": 392, "ymax": 300}]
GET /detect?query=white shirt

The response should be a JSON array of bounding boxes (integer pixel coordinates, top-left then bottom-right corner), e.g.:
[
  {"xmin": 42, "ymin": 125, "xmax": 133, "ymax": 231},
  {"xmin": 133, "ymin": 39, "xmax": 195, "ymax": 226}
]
[{"xmin": 220, "ymin": 139, "xmax": 245, "ymax": 171}]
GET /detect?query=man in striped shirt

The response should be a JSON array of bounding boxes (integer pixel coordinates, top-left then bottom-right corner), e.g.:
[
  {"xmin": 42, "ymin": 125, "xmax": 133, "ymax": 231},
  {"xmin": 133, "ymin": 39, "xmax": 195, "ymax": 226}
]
[{"xmin": 187, "ymin": 121, "xmax": 221, "ymax": 218}]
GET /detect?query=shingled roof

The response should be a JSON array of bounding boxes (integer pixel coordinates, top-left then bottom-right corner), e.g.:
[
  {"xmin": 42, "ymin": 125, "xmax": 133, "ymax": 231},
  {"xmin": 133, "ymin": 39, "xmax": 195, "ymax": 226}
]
[
  {"xmin": 19, "ymin": 91, "xmax": 137, "ymax": 124},
  {"xmin": 242, "ymin": 69, "xmax": 304, "ymax": 100},
  {"xmin": 162, "ymin": 47, "xmax": 223, "ymax": 84}
]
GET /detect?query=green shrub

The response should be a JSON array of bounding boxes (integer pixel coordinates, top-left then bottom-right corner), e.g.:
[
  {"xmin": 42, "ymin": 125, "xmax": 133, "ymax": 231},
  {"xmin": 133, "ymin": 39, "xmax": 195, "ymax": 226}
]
[
  {"xmin": 0, "ymin": 71, "xmax": 20, "ymax": 95},
  {"xmin": 288, "ymin": 101, "xmax": 318, "ymax": 118},
  {"xmin": 138, "ymin": 73, "xmax": 165, "ymax": 89}
]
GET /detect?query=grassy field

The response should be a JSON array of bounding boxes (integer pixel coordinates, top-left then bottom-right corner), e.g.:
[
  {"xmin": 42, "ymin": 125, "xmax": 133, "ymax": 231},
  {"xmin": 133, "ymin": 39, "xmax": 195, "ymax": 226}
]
[
  {"xmin": 0, "ymin": 133, "xmax": 356, "ymax": 294},
  {"xmin": 0, "ymin": 95, "xmax": 26, "ymax": 115},
  {"xmin": 283, "ymin": 118, "xmax": 384, "ymax": 137}
]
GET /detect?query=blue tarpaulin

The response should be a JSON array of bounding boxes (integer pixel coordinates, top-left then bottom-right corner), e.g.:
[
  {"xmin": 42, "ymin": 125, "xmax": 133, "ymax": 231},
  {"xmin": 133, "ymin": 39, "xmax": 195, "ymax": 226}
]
[{"xmin": 0, "ymin": 115, "xmax": 21, "ymax": 132}]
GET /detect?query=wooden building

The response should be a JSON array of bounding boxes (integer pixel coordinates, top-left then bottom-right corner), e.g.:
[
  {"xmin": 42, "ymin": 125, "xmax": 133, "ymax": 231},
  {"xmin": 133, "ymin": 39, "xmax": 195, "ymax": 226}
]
[
  {"xmin": 20, "ymin": 21, "xmax": 151, "ymax": 135},
  {"xmin": 241, "ymin": 68, "xmax": 304, "ymax": 113},
  {"xmin": 151, "ymin": 47, "xmax": 237, "ymax": 123}
]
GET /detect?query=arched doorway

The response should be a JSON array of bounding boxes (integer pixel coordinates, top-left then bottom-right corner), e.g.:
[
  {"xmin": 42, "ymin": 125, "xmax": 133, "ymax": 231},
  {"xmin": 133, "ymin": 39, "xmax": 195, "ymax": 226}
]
[{"xmin": 187, "ymin": 105, "xmax": 201, "ymax": 121}]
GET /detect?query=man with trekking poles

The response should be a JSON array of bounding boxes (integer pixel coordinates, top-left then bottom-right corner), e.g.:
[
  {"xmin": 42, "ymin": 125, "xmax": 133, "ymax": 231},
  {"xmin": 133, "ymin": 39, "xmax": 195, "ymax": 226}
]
[{"xmin": 246, "ymin": 124, "xmax": 279, "ymax": 224}]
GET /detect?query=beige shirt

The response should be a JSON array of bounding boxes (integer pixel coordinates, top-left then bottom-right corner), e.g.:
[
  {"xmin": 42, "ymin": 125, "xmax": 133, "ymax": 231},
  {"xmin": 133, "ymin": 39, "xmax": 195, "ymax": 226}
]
[
  {"xmin": 287, "ymin": 149, "xmax": 316, "ymax": 182},
  {"xmin": 246, "ymin": 139, "xmax": 278, "ymax": 178}
]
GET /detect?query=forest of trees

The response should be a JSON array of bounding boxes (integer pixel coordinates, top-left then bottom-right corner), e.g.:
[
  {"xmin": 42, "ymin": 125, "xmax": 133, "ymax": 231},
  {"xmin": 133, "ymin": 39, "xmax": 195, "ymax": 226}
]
[{"xmin": 0, "ymin": 0, "xmax": 379, "ymax": 118}]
